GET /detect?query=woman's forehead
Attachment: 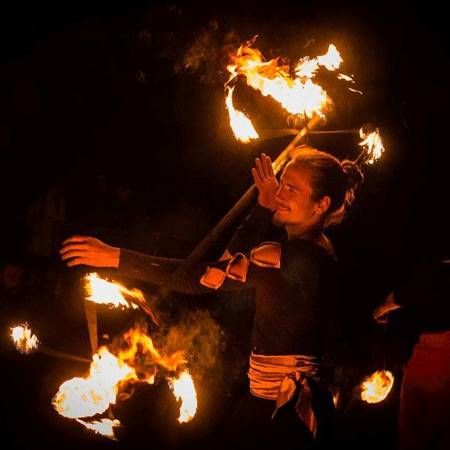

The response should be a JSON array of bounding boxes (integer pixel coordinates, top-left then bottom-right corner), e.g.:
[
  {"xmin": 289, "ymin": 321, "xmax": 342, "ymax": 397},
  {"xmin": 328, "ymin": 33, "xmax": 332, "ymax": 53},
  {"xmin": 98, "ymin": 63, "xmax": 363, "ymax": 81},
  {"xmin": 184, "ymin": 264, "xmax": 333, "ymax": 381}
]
[{"xmin": 282, "ymin": 164, "xmax": 312, "ymax": 187}]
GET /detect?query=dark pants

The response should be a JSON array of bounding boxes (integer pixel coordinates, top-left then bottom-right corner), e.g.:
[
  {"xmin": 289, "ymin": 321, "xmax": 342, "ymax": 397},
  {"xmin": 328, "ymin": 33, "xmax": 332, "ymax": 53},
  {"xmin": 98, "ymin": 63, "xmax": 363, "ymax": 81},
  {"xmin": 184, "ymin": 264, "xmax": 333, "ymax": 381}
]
[
  {"xmin": 399, "ymin": 331, "xmax": 450, "ymax": 450},
  {"xmin": 222, "ymin": 380, "xmax": 335, "ymax": 450}
]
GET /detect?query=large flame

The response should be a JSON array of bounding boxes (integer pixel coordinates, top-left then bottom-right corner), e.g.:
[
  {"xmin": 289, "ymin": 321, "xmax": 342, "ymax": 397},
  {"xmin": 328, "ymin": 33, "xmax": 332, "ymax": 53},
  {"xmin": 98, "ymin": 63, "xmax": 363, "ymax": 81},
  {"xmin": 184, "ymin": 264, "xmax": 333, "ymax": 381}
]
[
  {"xmin": 361, "ymin": 370, "xmax": 394, "ymax": 404},
  {"xmin": 10, "ymin": 323, "xmax": 39, "ymax": 354},
  {"xmin": 225, "ymin": 86, "xmax": 259, "ymax": 142},
  {"xmin": 359, "ymin": 127, "xmax": 385, "ymax": 164},
  {"xmin": 226, "ymin": 42, "xmax": 344, "ymax": 121},
  {"xmin": 53, "ymin": 347, "xmax": 136, "ymax": 418},
  {"xmin": 85, "ymin": 273, "xmax": 140, "ymax": 309},
  {"xmin": 53, "ymin": 327, "xmax": 196, "ymax": 438},
  {"xmin": 76, "ymin": 418, "xmax": 121, "ymax": 440},
  {"xmin": 168, "ymin": 370, "xmax": 198, "ymax": 423}
]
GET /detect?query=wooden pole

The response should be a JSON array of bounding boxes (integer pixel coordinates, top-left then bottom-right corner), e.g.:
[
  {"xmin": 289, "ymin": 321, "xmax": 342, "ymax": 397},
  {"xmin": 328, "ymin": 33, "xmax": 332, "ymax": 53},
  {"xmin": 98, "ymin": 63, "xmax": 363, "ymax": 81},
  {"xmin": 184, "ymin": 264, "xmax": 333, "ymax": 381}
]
[{"xmin": 156, "ymin": 114, "xmax": 322, "ymax": 300}]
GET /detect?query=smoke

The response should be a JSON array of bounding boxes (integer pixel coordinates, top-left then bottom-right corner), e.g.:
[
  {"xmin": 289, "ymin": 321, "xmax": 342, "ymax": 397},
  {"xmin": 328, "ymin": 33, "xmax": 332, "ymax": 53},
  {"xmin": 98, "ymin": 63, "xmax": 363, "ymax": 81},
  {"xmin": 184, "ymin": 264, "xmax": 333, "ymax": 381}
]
[
  {"xmin": 175, "ymin": 20, "xmax": 241, "ymax": 84},
  {"xmin": 159, "ymin": 309, "xmax": 222, "ymax": 378}
]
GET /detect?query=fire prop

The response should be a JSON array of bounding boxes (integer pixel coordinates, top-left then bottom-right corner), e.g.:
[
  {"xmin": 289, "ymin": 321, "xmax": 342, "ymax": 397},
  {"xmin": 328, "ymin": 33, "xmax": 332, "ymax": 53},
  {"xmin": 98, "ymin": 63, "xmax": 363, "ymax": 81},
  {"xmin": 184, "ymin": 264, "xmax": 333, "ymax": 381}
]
[
  {"xmin": 10, "ymin": 323, "xmax": 91, "ymax": 363},
  {"xmin": 357, "ymin": 127, "xmax": 385, "ymax": 165},
  {"xmin": 10, "ymin": 323, "xmax": 39, "ymax": 354},
  {"xmin": 360, "ymin": 370, "xmax": 394, "ymax": 404},
  {"xmin": 225, "ymin": 40, "xmax": 357, "ymax": 142},
  {"xmin": 53, "ymin": 326, "xmax": 197, "ymax": 439},
  {"xmin": 168, "ymin": 370, "xmax": 198, "ymax": 423},
  {"xmin": 85, "ymin": 273, "xmax": 140, "ymax": 310},
  {"xmin": 85, "ymin": 273, "xmax": 159, "ymax": 325}
]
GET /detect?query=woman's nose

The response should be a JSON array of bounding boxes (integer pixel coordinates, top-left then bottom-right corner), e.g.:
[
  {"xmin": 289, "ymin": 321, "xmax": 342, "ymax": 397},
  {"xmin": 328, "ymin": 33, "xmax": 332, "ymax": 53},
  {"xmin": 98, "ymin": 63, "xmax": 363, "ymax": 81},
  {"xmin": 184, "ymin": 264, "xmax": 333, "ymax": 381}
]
[{"xmin": 275, "ymin": 185, "xmax": 285, "ymax": 200}]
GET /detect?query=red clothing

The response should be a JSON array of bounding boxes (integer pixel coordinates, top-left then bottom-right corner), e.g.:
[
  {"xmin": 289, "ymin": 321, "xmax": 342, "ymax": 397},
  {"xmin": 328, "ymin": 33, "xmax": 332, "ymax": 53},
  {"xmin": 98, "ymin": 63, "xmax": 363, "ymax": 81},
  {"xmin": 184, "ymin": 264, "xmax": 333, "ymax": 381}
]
[{"xmin": 399, "ymin": 331, "xmax": 450, "ymax": 450}]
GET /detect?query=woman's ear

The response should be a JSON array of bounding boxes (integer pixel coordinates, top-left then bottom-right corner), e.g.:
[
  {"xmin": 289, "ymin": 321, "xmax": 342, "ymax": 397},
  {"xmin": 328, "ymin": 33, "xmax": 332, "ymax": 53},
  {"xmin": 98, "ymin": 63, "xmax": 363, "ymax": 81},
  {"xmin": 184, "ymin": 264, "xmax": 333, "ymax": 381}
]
[{"xmin": 315, "ymin": 195, "xmax": 331, "ymax": 216}]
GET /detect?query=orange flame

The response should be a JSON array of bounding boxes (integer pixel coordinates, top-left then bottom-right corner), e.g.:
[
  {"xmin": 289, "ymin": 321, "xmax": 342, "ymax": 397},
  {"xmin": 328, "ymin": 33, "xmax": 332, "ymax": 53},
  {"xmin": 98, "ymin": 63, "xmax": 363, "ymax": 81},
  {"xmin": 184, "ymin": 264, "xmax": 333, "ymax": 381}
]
[
  {"xmin": 226, "ymin": 41, "xmax": 343, "ymax": 121},
  {"xmin": 168, "ymin": 370, "xmax": 198, "ymax": 423},
  {"xmin": 76, "ymin": 418, "xmax": 121, "ymax": 440},
  {"xmin": 52, "ymin": 347, "xmax": 136, "ymax": 418},
  {"xmin": 359, "ymin": 127, "xmax": 385, "ymax": 164},
  {"xmin": 225, "ymin": 86, "xmax": 259, "ymax": 142},
  {"xmin": 53, "ymin": 326, "xmax": 196, "ymax": 437},
  {"xmin": 10, "ymin": 323, "xmax": 39, "ymax": 354},
  {"xmin": 361, "ymin": 370, "xmax": 394, "ymax": 404},
  {"xmin": 85, "ymin": 273, "xmax": 140, "ymax": 309}
]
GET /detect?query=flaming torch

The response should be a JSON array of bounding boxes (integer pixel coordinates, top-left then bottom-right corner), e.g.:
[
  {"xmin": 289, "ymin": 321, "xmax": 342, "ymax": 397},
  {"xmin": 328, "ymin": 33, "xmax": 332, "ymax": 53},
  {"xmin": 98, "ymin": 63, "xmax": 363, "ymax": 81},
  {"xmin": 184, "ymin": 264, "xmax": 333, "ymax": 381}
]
[
  {"xmin": 53, "ymin": 326, "xmax": 197, "ymax": 439},
  {"xmin": 356, "ymin": 126, "xmax": 386, "ymax": 166},
  {"xmin": 168, "ymin": 370, "xmax": 198, "ymax": 423},
  {"xmin": 360, "ymin": 370, "xmax": 394, "ymax": 404},
  {"xmin": 225, "ymin": 41, "xmax": 345, "ymax": 124},
  {"xmin": 85, "ymin": 273, "xmax": 140, "ymax": 310},
  {"xmin": 85, "ymin": 273, "xmax": 159, "ymax": 325},
  {"xmin": 10, "ymin": 323, "xmax": 39, "ymax": 354}
]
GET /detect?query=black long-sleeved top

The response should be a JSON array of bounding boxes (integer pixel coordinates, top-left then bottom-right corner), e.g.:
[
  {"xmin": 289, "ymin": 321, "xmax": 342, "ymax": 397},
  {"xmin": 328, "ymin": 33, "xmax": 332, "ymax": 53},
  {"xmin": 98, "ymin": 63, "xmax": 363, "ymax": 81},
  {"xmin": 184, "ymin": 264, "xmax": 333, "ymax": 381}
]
[{"xmin": 118, "ymin": 207, "xmax": 339, "ymax": 357}]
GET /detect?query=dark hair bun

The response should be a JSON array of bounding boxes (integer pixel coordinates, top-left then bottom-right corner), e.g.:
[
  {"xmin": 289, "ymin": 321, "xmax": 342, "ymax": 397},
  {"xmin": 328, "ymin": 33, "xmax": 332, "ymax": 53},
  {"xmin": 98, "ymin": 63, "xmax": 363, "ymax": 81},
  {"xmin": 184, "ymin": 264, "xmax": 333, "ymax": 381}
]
[{"xmin": 341, "ymin": 160, "xmax": 364, "ymax": 190}]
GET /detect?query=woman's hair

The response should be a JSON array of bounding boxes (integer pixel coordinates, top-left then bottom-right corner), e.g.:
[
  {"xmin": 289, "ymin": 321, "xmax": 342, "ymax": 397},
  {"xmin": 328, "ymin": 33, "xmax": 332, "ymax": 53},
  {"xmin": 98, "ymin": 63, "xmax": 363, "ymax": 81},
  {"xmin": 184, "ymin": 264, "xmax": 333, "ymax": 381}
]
[{"xmin": 288, "ymin": 145, "xmax": 364, "ymax": 227}]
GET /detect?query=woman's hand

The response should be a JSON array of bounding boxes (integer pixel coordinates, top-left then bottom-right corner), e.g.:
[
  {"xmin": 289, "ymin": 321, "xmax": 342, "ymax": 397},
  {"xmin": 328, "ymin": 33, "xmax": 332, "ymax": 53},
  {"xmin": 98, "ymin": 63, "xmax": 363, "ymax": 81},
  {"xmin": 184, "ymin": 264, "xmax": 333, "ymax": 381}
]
[
  {"xmin": 373, "ymin": 292, "xmax": 401, "ymax": 324},
  {"xmin": 252, "ymin": 153, "xmax": 279, "ymax": 211},
  {"xmin": 60, "ymin": 235, "xmax": 120, "ymax": 268}
]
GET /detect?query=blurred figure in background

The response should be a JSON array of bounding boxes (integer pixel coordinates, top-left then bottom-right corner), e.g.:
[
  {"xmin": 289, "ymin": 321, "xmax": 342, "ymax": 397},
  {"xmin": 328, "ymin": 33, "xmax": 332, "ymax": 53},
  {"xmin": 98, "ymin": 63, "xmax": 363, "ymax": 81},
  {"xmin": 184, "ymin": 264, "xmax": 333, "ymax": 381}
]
[{"xmin": 374, "ymin": 260, "xmax": 450, "ymax": 450}]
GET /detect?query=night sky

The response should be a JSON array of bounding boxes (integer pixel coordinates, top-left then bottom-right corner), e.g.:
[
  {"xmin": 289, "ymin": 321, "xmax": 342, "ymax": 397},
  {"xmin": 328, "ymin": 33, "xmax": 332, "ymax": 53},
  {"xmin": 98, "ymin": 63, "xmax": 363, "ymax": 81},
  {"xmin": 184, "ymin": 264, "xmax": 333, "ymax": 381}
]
[{"xmin": 0, "ymin": 1, "xmax": 449, "ymax": 448}]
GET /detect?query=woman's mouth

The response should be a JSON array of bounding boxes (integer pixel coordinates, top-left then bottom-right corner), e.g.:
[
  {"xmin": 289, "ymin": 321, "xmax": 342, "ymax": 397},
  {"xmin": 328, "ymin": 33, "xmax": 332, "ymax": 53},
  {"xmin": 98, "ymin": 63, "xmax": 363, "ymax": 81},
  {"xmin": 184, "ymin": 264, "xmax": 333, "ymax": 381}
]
[{"xmin": 276, "ymin": 205, "xmax": 290, "ymax": 213}]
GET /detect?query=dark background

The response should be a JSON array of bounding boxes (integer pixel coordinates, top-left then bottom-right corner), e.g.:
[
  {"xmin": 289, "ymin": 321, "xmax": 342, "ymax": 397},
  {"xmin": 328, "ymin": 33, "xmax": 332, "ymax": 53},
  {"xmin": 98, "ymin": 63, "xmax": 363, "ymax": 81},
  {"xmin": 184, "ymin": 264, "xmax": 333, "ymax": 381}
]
[{"xmin": 0, "ymin": 1, "xmax": 448, "ymax": 448}]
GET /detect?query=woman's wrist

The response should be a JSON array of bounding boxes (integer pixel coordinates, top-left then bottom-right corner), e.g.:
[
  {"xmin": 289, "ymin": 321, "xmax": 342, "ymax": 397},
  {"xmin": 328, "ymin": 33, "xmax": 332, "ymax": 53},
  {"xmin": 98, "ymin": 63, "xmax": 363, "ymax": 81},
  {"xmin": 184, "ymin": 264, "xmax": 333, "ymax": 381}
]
[{"xmin": 110, "ymin": 246, "xmax": 121, "ymax": 268}]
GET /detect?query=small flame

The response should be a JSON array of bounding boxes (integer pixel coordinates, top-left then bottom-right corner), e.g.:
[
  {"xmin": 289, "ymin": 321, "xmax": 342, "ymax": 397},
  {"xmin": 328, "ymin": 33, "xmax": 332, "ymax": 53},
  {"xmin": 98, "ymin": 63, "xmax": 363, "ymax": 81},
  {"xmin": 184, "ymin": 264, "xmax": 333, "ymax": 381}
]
[
  {"xmin": 85, "ymin": 273, "xmax": 140, "ymax": 309},
  {"xmin": 337, "ymin": 73, "xmax": 355, "ymax": 83},
  {"xmin": 361, "ymin": 370, "xmax": 394, "ymax": 404},
  {"xmin": 225, "ymin": 86, "xmax": 259, "ymax": 143},
  {"xmin": 10, "ymin": 323, "xmax": 39, "ymax": 354},
  {"xmin": 76, "ymin": 418, "xmax": 121, "ymax": 440},
  {"xmin": 316, "ymin": 44, "xmax": 343, "ymax": 71},
  {"xmin": 359, "ymin": 127, "xmax": 385, "ymax": 164},
  {"xmin": 168, "ymin": 370, "xmax": 198, "ymax": 423}
]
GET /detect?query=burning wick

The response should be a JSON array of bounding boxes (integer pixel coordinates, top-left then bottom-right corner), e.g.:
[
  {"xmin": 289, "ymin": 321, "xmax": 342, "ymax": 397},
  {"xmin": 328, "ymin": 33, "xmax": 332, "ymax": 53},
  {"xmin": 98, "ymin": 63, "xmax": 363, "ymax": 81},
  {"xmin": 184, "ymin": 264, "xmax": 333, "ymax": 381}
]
[
  {"xmin": 168, "ymin": 370, "xmax": 198, "ymax": 423},
  {"xmin": 358, "ymin": 127, "xmax": 385, "ymax": 165},
  {"xmin": 10, "ymin": 323, "xmax": 39, "ymax": 354},
  {"xmin": 85, "ymin": 273, "xmax": 140, "ymax": 310},
  {"xmin": 361, "ymin": 370, "xmax": 394, "ymax": 404}
]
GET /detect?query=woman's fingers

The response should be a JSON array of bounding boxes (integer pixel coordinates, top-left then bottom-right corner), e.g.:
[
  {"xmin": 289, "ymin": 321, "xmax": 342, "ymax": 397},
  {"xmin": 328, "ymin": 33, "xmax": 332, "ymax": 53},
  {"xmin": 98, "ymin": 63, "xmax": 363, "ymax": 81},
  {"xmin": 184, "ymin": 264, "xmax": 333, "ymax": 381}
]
[
  {"xmin": 62, "ymin": 235, "xmax": 89, "ymax": 246},
  {"xmin": 252, "ymin": 167, "xmax": 263, "ymax": 187},
  {"xmin": 263, "ymin": 154, "xmax": 275, "ymax": 178},
  {"xmin": 60, "ymin": 244, "xmax": 88, "ymax": 255},
  {"xmin": 67, "ymin": 257, "xmax": 88, "ymax": 267},
  {"xmin": 255, "ymin": 157, "xmax": 267, "ymax": 181},
  {"xmin": 60, "ymin": 249, "xmax": 87, "ymax": 261},
  {"xmin": 259, "ymin": 154, "xmax": 270, "ymax": 178}
]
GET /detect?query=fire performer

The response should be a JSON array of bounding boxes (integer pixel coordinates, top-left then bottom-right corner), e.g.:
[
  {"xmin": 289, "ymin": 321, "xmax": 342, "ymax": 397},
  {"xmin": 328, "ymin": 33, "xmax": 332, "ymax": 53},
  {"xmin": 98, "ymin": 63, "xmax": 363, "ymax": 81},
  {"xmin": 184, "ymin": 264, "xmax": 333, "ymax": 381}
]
[
  {"xmin": 373, "ymin": 260, "xmax": 450, "ymax": 450},
  {"xmin": 60, "ymin": 147, "xmax": 364, "ymax": 448}
]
